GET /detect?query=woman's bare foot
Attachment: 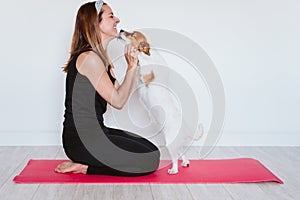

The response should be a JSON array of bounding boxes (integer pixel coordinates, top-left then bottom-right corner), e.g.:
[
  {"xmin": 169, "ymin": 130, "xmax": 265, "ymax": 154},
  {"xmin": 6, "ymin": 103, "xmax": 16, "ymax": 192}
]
[{"xmin": 55, "ymin": 161, "xmax": 88, "ymax": 174}]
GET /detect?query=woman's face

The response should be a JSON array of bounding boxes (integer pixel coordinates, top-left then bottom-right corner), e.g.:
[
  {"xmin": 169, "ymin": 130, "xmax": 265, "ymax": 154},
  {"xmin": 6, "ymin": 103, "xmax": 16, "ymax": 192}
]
[{"xmin": 99, "ymin": 5, "xmax": 120, "ymax": 41}]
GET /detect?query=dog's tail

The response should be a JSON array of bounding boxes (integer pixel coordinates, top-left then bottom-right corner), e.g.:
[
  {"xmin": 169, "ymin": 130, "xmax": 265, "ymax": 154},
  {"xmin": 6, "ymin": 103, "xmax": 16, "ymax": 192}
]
[{"xmin": 193, "ymin": 123, "xmax": 204, "ymax": 141}]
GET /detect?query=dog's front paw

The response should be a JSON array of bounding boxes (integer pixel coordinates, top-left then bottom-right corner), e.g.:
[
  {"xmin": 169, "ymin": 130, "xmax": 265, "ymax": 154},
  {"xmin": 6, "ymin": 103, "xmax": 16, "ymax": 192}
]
[
  {"xmin": 182, "ymin": 160, "xmax": 190, "ymax": 167},
  {"xmin": 168, "ymin": 168, "xmax": 178, "ymax": 175}
]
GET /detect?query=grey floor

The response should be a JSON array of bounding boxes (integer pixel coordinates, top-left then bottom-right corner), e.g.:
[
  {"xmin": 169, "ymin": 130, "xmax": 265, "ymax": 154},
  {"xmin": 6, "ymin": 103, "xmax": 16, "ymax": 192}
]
[{"xmin": 0, "ymin": 146, "xmax": 299, "ymax": 200}]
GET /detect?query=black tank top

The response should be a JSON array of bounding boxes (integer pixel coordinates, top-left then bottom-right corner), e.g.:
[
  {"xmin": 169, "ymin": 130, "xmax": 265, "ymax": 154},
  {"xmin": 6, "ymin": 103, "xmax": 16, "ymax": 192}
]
[{"xmin": 63, "ymin": 52, "xmax": 115, "ymax": 129}]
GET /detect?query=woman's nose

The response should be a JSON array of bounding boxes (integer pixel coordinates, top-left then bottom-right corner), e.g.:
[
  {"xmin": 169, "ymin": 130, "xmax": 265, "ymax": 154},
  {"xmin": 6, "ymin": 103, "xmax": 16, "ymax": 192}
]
[{"xmin": 115, "ymin": 17, "xmax": 120, "ymax": 24}]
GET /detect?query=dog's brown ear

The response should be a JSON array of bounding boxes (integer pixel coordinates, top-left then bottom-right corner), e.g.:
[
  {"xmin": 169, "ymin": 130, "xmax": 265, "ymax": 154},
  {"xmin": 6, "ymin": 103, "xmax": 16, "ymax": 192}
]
[{"xmin": 138, "ymin": 42, "xmax": 151, "ymax": 56}]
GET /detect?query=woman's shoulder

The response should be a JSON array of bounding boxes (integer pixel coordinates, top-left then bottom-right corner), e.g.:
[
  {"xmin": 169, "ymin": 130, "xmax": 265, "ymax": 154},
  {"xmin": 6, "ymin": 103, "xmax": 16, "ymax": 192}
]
[
  {"xmin": 76, "ymin": 51, "xmax": 105, "ymax": 75},
  {"xmin": 78, "ymin": 51, "xmax": 99, "ymax": 62}
]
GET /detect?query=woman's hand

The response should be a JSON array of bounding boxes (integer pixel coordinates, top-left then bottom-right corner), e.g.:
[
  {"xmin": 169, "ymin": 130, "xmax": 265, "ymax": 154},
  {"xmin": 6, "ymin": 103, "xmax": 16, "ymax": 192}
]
[{"xmin": 125, "ymin": 44, "xmax": 139, "ymax": 72}]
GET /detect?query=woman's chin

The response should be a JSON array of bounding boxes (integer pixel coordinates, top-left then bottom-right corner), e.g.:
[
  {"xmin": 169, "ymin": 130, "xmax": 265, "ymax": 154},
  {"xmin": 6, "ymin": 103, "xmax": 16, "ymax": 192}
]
[{"xmin": 103, "ymin": 31, "xmax": 119, "ymax": 41}]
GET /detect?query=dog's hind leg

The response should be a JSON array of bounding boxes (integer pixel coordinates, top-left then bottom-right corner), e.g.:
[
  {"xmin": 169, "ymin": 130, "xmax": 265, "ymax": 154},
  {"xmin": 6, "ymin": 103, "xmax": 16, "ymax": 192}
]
[
  {"xmin": 168, "ymin": 159, "xmax": 178, "ymax": 175},
  {"xmin": 181, "ymin": 155, "xmax": 190, "ymax": 167},
  {"xmin": 167, "ymin": 148, "xmax": 179, "ymax": 174}
]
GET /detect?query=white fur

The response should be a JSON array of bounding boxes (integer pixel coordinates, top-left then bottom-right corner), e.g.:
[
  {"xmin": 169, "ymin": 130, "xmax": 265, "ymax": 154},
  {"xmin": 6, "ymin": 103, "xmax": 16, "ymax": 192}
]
[
  {"xmin": 105, "ymin": 36, "xmax": 204, "ymax": 174},
  {"xmin": 136, "ymin": 59, "xmax": 204, "ymax": 174}
]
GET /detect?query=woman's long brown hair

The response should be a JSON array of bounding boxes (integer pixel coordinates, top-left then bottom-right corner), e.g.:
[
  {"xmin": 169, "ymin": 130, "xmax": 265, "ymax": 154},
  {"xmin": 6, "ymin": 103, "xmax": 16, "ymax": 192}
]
[{"xmin": 63, "ymin": 2, "xmax": 110, "ymax": 72}]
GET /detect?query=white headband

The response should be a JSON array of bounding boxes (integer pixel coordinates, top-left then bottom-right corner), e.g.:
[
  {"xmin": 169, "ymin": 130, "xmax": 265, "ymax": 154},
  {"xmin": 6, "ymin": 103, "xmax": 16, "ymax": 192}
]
[{"xmin": 95, "ymin": 0, "xmax": 104, "ymax": 14}]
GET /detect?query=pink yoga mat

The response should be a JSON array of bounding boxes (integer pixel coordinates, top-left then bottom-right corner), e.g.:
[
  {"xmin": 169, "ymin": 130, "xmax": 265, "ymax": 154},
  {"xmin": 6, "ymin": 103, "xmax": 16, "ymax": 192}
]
[{"xmin": 13, "ymin": 158, "xmax": 283, "ymax": 184}]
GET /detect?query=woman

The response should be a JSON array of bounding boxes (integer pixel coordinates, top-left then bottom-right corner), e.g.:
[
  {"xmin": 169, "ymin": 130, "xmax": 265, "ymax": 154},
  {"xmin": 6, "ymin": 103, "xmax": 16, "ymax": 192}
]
[{"xmin": 55, "ymin": 1, "xmax": 160, "ymax": 176}]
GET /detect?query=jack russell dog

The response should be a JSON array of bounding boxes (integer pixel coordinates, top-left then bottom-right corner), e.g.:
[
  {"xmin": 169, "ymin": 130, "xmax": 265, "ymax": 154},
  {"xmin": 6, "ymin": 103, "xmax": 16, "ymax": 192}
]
[{"xmin": 105, "ymin": 29, "xmax": 204, "ymax": 174}]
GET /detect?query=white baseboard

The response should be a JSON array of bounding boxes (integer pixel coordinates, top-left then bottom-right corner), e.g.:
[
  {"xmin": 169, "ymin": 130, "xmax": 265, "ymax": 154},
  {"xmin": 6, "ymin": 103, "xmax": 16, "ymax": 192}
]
[
  {"xmin": 211, "ymin": 132, "xmax": 300, "ymax": 146},
  {"xmin": 0, "ymin": 131, "xmax": 299, "ymax": 146}
]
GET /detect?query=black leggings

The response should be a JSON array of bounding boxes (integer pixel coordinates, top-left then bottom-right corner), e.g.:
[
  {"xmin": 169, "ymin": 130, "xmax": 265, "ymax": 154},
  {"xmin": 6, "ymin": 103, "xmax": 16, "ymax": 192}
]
[{"xmin": 62, "ymin": 126, "xmax": 160, "ymax": 176}]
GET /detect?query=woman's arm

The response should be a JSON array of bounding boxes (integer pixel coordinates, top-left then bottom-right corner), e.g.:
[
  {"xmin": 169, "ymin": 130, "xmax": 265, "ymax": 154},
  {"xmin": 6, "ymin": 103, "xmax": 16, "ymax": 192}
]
[{"xmin": 76, "ymin": 45, "xmax": 139, "ymax": 109}]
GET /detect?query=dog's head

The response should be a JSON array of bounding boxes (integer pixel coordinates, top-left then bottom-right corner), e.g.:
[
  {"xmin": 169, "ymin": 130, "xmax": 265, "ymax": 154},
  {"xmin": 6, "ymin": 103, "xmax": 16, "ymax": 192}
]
[{"xmin": 119, "ymin": 29, "xmax": 151, "ymax": 56}]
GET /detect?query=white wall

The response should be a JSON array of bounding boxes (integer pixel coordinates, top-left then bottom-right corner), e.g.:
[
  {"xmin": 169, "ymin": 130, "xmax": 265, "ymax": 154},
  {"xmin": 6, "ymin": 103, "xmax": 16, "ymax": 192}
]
[{"xmin": 0, "ymin": 0, "xmax": 299, "ymax": 146}]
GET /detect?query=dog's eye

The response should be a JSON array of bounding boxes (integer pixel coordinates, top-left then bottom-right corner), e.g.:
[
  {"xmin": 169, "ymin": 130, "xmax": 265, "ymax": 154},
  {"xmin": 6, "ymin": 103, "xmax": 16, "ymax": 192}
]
[{"xmin": 130, "ymin": 33, "xmax": 135, "ymax": 38}]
